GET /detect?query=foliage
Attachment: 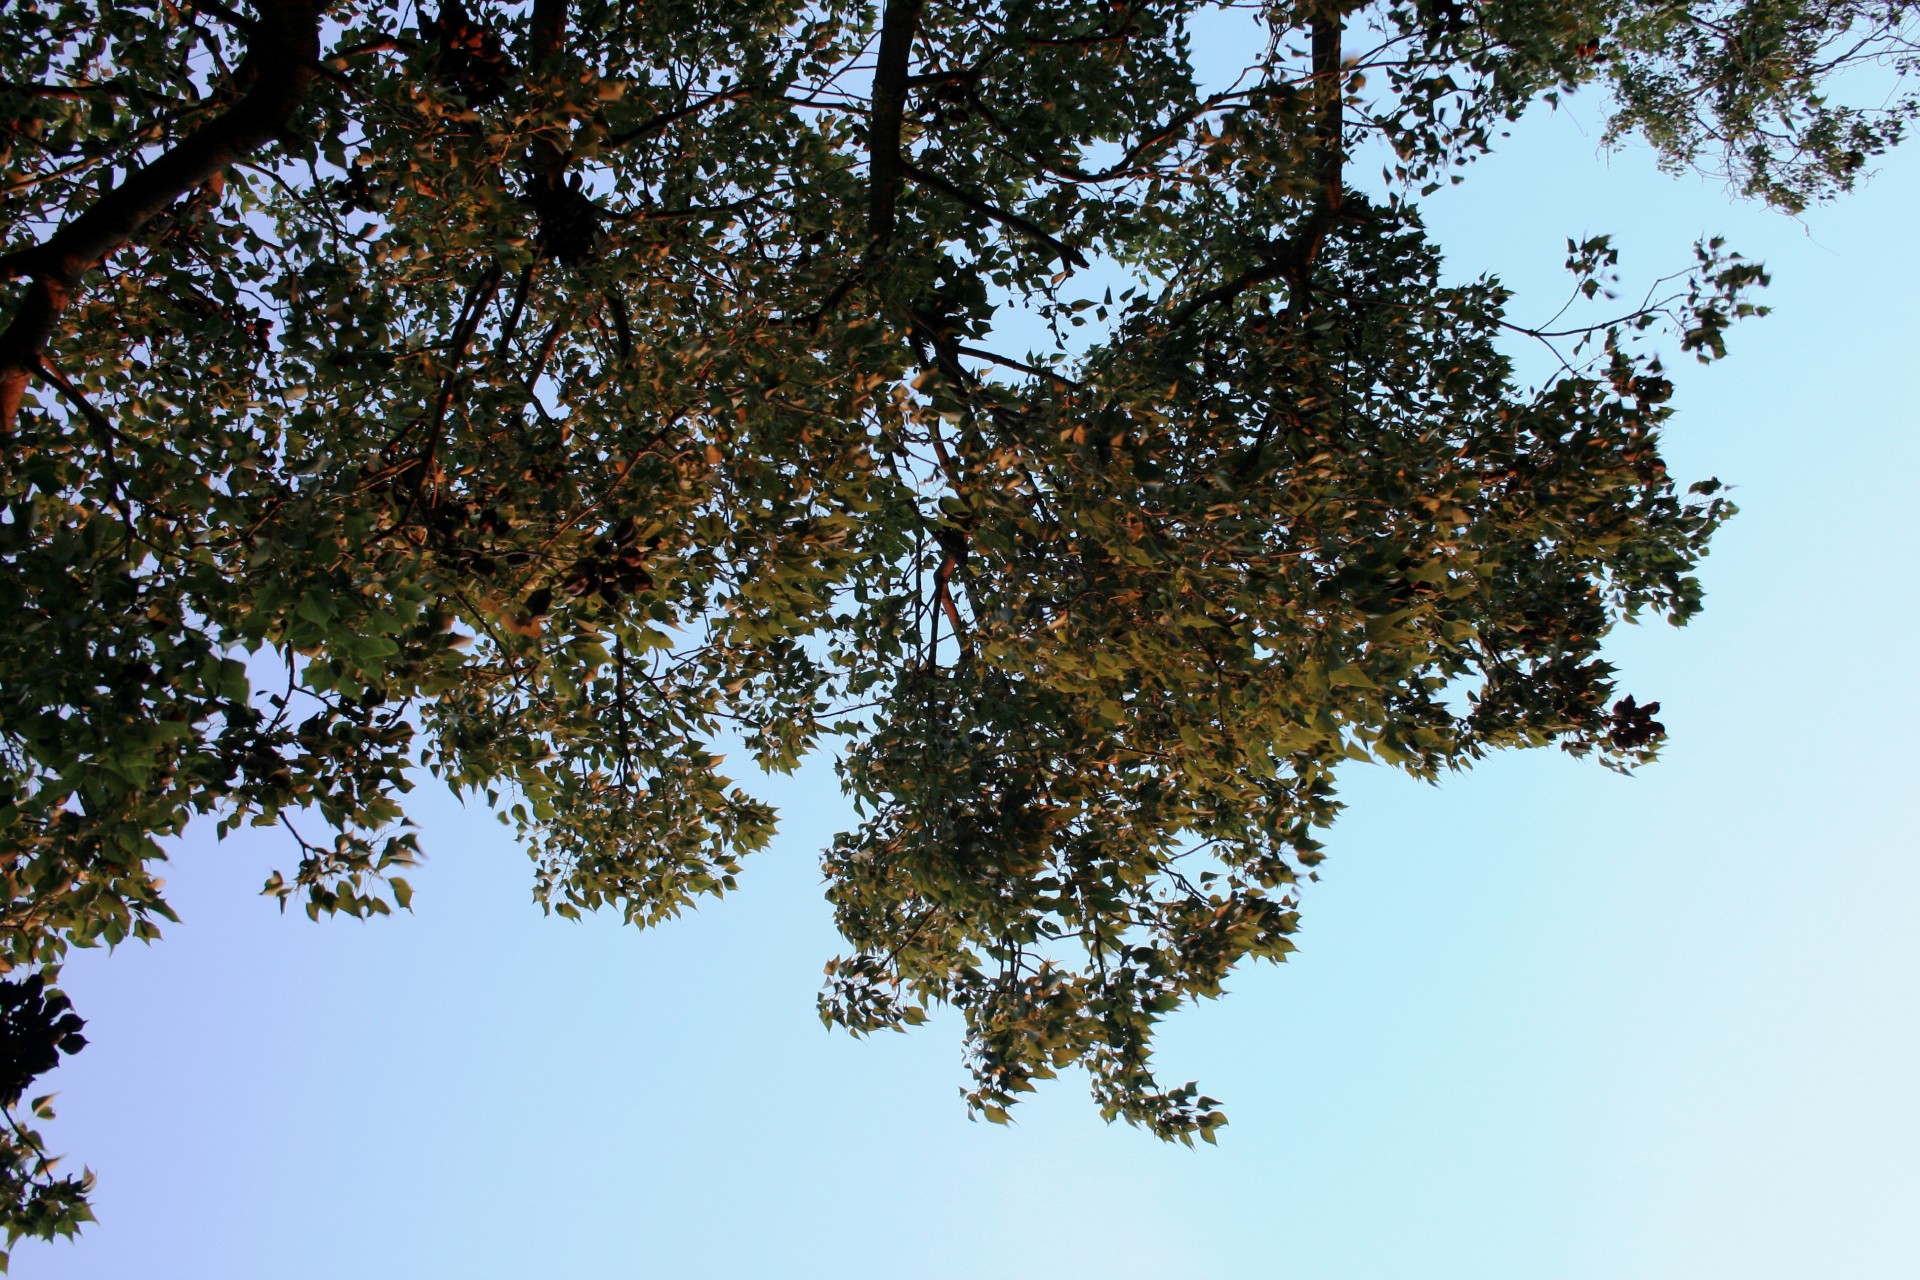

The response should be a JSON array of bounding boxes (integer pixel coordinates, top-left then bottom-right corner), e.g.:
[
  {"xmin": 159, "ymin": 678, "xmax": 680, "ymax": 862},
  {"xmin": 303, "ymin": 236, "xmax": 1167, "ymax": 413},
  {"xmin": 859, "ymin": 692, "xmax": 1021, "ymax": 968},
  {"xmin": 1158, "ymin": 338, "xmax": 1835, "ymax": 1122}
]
[
  {"xmin": 0, "ymin": 976, "xmax": 91, "ymax": 1272},
  {"xmin": 0, "ymin": 0, "xmax": 1909, "ymax": 1243},
  {"xmin": 1601, "ymin": 1, "xmax": 1919, "ymax": 210}
]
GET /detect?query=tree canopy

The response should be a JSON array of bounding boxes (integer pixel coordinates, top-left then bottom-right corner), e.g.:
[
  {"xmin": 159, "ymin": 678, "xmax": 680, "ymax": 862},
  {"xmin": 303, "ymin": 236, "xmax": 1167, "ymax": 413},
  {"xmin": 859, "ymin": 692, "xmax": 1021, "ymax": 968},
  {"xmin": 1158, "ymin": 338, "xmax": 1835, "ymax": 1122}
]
[{"xmin": 1, "ymin": 0, "xmax": 1914, "ymax": 1257}]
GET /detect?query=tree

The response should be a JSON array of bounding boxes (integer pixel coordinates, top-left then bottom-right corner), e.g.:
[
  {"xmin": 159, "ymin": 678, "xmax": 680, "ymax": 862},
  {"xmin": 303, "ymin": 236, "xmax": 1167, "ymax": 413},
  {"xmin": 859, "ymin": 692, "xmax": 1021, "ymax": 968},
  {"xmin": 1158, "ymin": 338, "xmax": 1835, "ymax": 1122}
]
[{"xmin": 1, "ymin": 0, "xmax": 1914, "ymax": 1253}]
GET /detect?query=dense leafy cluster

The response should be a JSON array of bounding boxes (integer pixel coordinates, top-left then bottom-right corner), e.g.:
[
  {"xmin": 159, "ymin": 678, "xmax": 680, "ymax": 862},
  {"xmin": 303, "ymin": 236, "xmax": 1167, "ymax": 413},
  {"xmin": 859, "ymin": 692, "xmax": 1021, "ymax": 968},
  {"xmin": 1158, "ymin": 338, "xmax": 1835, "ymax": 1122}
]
[
  {"xmin": 0, "ymin": 976, "xmax": 90, "ymax": 1269},
  {"xmin": 0, "ymin": 0, "xmax": 1910, "ymax": 1244}
]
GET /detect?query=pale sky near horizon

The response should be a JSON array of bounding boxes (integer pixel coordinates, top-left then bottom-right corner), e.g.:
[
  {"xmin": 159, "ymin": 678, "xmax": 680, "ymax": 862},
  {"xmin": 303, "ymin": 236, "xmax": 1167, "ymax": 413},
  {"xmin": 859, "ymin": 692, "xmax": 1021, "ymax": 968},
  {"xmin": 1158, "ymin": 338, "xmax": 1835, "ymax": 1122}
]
[{"xmin": 16, "ymin": 30, "xmax": 1920, "ymax": 1280}]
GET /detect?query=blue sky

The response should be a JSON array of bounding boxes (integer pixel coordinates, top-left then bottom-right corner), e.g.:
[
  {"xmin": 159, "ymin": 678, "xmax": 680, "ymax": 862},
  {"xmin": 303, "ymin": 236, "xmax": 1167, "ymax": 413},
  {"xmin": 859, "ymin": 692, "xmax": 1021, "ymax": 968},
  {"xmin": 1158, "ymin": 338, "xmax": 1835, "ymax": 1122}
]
[{"xmin": 19, "ymin": 50, "xmax": 1920, "ymax": 1280}]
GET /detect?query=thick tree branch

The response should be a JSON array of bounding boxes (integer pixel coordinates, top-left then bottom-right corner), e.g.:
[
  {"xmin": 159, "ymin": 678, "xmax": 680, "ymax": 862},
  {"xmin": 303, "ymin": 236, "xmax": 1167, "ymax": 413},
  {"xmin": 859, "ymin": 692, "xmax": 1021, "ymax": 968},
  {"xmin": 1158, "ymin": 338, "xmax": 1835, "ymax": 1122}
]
[
  {"xmin": 528, "ymin": 0, "xmax": 570, "ymax": 72},
  {"xmin": 0, "ymin": 0, "xmax": 321, "ymax": 426},
  {"xmin": 1167, "ymin": 9, "xmax": 1346, "ymax": 328},
  {"xmin": 183, "ymin": 0, "xmax": 260, "ymax": 36},
  {"xmin": 525, "ymin": 0, "xmax": 572, "ymax": 188},
  {"xmin": 868, "ymin": 0, "xmax": 927, "ymax": 248},
  {"xmin": 1308, "ymin": 9, "xmax": 1346, "ymax": 233},
  {"xmin": 933, "ymin": 552, "xmax": 969, "ymax": 655}
]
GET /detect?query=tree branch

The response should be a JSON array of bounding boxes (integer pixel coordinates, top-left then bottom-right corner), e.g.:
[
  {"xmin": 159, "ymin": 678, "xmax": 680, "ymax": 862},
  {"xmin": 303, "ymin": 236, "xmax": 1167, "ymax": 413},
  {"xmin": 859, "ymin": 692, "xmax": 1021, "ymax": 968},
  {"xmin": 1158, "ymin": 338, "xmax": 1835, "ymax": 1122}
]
[
  {"xmin": 35, "ymin": 359, "xmax": 137, "ymax": 536},
  {"xmin": 428, "ymin": 262, "xmax": 507, "ymax": 439},
  {"xmin": 527, "ymin": 0, "xmax": 570, "ymax": 75},
  {"xmin": 901, "ymin": 161, "xmax": 1088, "ymax": 269},
  {"xmin": 0, "ymin": 0, "xmax": 321, "ymax": 426},
  {"xmin": 954, "ymin": 344, "xmax": 1084, "ymax": 389},
  {"xmin": 1306, "ymin": 8, "xmax": 1346, "ymax": 242},
  {"xmin": 868, "ymin": 0, "xmax": 927, "ymax": 249},
  {"xmin": 1165, "ymin": 255, "xmax": 1289, "ymax": 328},
  {"xmin": 603, "ymin": 85, "xmax": 758, "ymax": 148},
  {"xmin": 183, "ymin": 0, "xmax": 260, "ymax": 36},
  {"xmin": 1166, "ymin": 9, "xmax": 1346, "ymax": 328},
  {"xmin": 525, "ymin": 0, "xmax": 572, "ymax": 189}
]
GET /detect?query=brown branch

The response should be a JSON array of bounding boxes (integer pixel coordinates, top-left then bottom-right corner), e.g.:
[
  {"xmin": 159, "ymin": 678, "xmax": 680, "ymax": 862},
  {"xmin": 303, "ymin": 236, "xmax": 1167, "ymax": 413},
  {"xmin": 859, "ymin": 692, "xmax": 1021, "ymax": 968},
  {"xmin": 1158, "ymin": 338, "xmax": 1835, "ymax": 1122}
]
[
  {"xmin": 787, "ymin": 1, "xmax": 921, "ymax": 326},
  {"xmin": 183, "ymin": 0, "xmax": 259, "ymax": 36},
  {"xmin": 524, "ymin": 313, "xmax": 569, "ymax": 394},
  {"xmin": 0, "ymin": 80, "xmax": 174, "ymax": 102},
  {"xmin": 868, "ymin": 0, "xmax": 927, "ymax": 249},
  {"xmin": 0, "ymin": 0, "xmax": 322, "ymax": 426},
  {"xmin": 35, "ymin": 360, "xmax": 136, "ymax": 534},
  {"xmin": 933, "ymin": 555, "xmax": 968, "ymax": 655},
  {"xmin": 519, "ymin": 415, "xmax": 683, "ymax": 573},
  {"xmin": 428, "ymin": 262, "xmax": 507, "ymax": 439},
  {"xmin": 493, "ymin": 261, "xmax": 539, "ymax": 362},
  {"xmin": 953, "ymin": 344, "xmax": 1084, "ymax": 389},
  {"xmin": 527, "ymin": 0, "xmax": 570, "ymax": 74},
  {"xmin": 904, "ymin": 67, "xmax": 983, "ymax": 90},
  {"xmin": 901, "ymin": 162, "xmax": 1088, "ymax": 269},
  {"xmin": 785, "ymin": 271, "xmax": 861, "ymax": 334},
  {"xmin": 603, "ymin": 85, "xmax": 759, "ymax": 148},
  {"xmin": 367, "ymin": 261, "xmax": 509, "ymax": 494},
  {"xmin": 1166, "ymin": 10, "xmax": 1346, "ymax": 329},
  {"xmin": 609, "ymin": 193, "xmax": 765, "ymax": 224},
  {"xmin": 525, "ymin": 0, "xmax": 572, "ymax": 189},
  {"xmin": 604, "ymin": 289, "xmax": 633, "ymax": 362},
  {"xmin": 957, "ymin": 79, "xmax": 1247, "ymax": 189},
  {"xmin": 1165, "ymin": 255, "xmax": 1289, "ymax": 329},
  {"xmin": 1046, "ymin": 93, "xmax": 1245, "ymax": 183},
  {"xmin": 330, "ymin": 35, "xmax": 405, "ymax": 60},
  {"xmin": 1310, "ymin": 9, "xmax": 1346, "ymax": 228}
]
